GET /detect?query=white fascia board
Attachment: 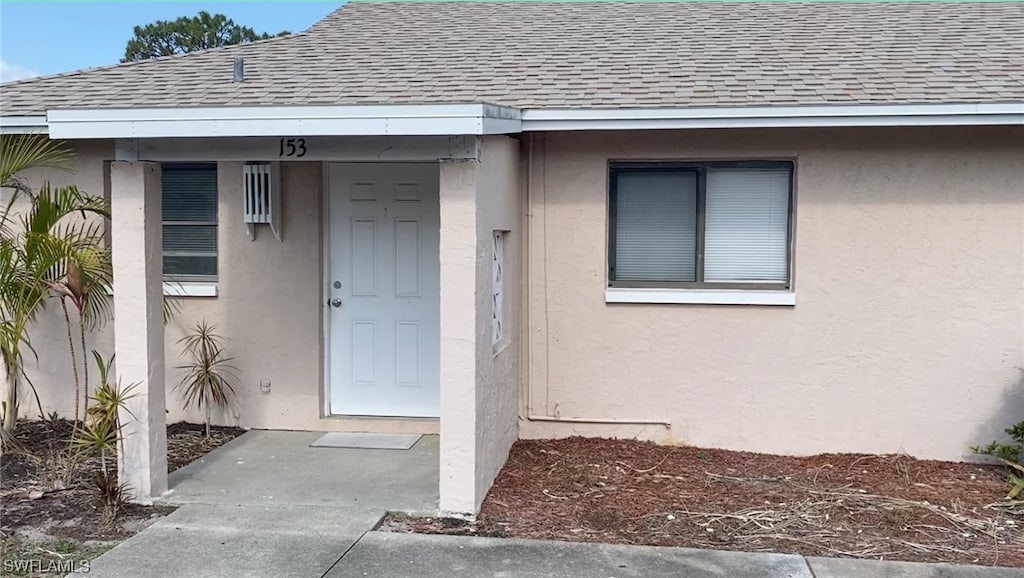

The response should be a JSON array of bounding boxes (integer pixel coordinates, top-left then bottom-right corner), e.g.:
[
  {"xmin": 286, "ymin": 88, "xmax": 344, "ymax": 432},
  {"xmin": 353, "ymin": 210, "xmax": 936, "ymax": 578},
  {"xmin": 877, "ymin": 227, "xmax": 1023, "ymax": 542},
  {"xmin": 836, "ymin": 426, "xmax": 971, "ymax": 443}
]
[
  {"xmin": 47, "ymin": 104, "xmax": 523, "ymax": 139},
  {"xmin": 128, "ymin": 135, "xmax": 479, "ymax": 162},
  {"xmin": 0, "ymin": 116, "xmax": 48, "ymax": 134},
  {"xmin": 39, "ymin": 101, "xmax": 1024, "ymax": 138},
  {"xmin": 521, "ymin": 103, "xmax": 1024, "ymax": 131}
]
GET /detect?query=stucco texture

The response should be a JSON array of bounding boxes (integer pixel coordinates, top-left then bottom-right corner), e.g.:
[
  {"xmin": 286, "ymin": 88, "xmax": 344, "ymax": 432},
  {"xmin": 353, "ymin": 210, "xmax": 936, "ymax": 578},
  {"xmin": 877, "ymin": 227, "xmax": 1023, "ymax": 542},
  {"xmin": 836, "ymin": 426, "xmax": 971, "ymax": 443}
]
[
  {"xmin": 438, "ymin": 156, "xmax": 480, "ymax": 514},
  {"xmin": 439, "ymin": 136, "xmax": 522, "ymax": 515},
  {"xmin": 473, "ymin": 137, "xmax": 522, "ymax": 507},
  {"xmin": 521, "ymin": 127, "xmax": 1024, "ymax": 461},
  {"xmin": 11, "ymin": 144, "xmax": 423, "ymax": 433}
]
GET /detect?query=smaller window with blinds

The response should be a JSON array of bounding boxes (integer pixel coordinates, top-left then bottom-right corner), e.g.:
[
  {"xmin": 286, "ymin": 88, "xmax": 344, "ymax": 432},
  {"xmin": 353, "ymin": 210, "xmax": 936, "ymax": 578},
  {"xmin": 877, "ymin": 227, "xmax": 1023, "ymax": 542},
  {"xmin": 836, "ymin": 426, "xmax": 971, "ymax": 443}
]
[
  {"xmin": 161, "ymin": 163, "xmax": 218, "ymax": 279},
  {"xmin": 609, "ymin": 161, "xmax": 793, "ymax": 289}
]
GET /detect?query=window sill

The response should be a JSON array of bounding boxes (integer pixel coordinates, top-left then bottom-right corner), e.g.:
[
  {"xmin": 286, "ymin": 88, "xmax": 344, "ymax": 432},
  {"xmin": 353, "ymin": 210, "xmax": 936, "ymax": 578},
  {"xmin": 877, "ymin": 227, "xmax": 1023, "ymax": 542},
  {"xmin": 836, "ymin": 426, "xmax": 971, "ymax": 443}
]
[
  {"xmin": 163, "ymin": 282, "xmax": 218, "ymax": 298},
  {"xmin": 606, "ymin": 287, "xmax": 795, "ymax": 306}
]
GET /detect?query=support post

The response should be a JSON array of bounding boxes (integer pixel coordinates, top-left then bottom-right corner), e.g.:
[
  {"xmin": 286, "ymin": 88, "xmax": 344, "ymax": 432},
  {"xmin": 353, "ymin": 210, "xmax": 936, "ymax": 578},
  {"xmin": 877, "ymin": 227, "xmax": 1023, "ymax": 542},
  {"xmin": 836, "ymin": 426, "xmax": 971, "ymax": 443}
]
[
  {"xmin": 110, "ymin": 161, "xmax": 168, "ymax": 502},
  {"xmin": 438, "ymin": 159, "xmax": 480, "ymax": 516}
]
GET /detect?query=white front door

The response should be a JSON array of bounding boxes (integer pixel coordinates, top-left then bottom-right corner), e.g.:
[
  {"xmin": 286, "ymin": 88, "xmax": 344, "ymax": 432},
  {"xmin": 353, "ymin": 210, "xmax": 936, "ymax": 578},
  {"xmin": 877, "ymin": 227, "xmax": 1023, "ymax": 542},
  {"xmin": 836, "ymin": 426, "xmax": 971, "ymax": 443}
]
[{"xmin": 327, "ymin": 163, "xmax": 440, "ymax": 417}]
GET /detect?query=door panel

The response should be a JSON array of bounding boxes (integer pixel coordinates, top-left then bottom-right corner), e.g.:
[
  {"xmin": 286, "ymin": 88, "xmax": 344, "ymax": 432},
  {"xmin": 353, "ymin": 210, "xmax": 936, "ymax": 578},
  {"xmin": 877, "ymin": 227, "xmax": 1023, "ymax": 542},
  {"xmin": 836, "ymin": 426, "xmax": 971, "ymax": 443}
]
[{"xmin": 328, "ymin": 163, "xmax": 440, "ymax": 417}]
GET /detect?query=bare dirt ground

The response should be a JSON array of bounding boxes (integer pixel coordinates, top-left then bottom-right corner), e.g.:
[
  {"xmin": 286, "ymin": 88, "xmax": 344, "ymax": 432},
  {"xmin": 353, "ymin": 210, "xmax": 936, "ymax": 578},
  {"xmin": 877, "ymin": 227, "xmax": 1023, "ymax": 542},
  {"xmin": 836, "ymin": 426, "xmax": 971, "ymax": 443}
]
[
  {"xmin": 1, "ymin": 420, "xmax": 244, "ymax": 576},
  {"xmin": 382, "ymin": 437, "xmax": 1024, "ymax": 568}
]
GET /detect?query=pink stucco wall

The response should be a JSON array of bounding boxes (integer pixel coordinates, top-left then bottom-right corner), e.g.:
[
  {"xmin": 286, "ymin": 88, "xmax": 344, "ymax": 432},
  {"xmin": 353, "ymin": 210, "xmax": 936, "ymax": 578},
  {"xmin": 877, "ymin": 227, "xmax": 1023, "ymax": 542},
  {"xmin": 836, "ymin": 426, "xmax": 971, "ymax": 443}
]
[
  {"xmin": 439, "ymin": 136, "xmax": 522, "ymax": 515},
  {"xmin": 9, "ymin": 126, "xmax": 1021, "ymax": 513},
  {"xmin": 521, "ymin": 126, "xmax": 1024, "ymax": 461},
  {"xmin": 473, "ymin": 136, "xmax": 522, "ymax": 507},
  {"xmin": 11, "ymin": 148, "xmax": 435, "ymax": 434}
]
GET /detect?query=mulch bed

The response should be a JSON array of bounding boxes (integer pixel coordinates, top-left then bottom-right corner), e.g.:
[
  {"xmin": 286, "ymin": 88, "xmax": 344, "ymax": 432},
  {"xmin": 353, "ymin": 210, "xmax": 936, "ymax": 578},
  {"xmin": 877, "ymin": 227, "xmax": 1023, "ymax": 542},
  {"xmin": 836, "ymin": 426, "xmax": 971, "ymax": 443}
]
[
  {"xmin": 1, "ymin": 420, "xmax": 244, "ymax": 542},
  {"xmin": 381, "ymin": 437, "xmax": 1024, "ymax": 568}
]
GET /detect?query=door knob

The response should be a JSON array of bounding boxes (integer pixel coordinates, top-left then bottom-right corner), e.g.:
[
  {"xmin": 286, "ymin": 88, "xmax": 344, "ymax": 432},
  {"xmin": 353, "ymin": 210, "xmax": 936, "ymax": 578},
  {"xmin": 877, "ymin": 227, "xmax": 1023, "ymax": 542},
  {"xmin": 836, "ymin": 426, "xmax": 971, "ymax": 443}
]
[{"xmin": 330, "ymin": 298, "xmax": 343, "ymax": 308}]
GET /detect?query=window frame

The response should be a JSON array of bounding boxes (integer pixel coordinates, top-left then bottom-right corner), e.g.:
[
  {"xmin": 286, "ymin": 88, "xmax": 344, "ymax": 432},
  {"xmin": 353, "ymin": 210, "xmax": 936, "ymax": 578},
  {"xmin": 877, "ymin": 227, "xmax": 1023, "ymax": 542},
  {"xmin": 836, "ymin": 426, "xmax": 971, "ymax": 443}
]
[
  {"xmin": 608, "ymin": 160, "xmax": 795, "ymax": 291},
  {"xmin": 161, "ymin": 162, "xmax": 219, "ymax": 282}
]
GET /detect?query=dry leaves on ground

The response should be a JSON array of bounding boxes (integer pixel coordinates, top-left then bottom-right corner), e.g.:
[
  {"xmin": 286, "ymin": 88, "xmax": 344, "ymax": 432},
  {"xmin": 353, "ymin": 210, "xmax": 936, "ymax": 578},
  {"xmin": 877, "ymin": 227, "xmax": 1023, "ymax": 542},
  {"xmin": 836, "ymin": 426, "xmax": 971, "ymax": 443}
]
[
  {"xmin": 383, "ymin": 437, "xmax": 1024, "ymax": 568},
  {"xmin": 1, "ymin": 420, "xmax": 244, "ymax": 541}
]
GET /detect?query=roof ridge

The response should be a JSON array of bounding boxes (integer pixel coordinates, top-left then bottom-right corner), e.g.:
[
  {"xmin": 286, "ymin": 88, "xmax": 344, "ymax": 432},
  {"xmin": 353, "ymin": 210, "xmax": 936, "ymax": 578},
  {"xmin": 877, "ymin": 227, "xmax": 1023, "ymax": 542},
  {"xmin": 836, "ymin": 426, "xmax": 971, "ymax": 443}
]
[{"xmin": 0, "ymin": 29, "xmax": 310, "ymax": 89}]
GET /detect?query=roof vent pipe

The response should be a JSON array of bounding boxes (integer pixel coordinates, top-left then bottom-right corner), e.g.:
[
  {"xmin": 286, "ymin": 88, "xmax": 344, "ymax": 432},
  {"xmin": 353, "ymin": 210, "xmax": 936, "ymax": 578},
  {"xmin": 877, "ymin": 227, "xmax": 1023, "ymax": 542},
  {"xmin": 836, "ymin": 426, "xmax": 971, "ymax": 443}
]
[{"xmin": 233, "ymin": 57, "xmax": 244, "ymax": 82}]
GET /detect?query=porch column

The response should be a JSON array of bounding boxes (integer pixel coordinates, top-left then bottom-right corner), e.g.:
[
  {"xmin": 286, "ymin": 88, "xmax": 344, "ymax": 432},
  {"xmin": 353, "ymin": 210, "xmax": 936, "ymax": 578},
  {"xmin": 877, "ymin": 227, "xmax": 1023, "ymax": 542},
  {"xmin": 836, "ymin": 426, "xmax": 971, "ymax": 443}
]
[
  {"xmin": 110, "ymin": 161, "xmax": 168, "ymax": 501},
  {"xmin": 438, "ymin": 159, "xmax": 479, "ymax": 515}
]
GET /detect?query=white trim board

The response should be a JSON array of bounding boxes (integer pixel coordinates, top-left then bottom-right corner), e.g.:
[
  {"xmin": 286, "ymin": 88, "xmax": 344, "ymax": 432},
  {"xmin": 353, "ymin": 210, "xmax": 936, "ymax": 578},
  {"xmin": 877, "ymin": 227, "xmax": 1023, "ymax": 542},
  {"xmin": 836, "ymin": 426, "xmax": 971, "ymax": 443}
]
[
  {"xmin": 606, "ymin": 288, "xmax": 795, "ymax": 306},
  {"xmin": 117, "ymin": 135, "xmax": 480, "ymax": 162},
  {"xmin": 0, "ymin": 115, "xmax": 48, "ymax": 134},
  {"xmin": 107, "ymin": 281, "xmax": 218, "ymax": 298},
  {"xmin": 12, "ymin": 102, "xmax": 1023, "ymax": 139},
  {"xmin": 163, "ymin": 282, "xmax": 218, "ymax": 297},
  {"xmin": 47, "ymin": 104, "xmax": 521, "ymax": 139},
  {"xmin": 521, "ymin": 103, "xmax": 1024, "ymax": 131}
]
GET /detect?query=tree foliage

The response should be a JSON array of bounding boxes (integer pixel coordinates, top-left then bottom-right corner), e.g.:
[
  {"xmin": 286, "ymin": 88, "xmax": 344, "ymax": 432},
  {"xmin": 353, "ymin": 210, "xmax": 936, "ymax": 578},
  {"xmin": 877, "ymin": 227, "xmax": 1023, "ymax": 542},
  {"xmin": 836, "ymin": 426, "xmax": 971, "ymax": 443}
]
[{"xmin": 122, "ymin": 10, "xmax": 288, "ymax": 62}]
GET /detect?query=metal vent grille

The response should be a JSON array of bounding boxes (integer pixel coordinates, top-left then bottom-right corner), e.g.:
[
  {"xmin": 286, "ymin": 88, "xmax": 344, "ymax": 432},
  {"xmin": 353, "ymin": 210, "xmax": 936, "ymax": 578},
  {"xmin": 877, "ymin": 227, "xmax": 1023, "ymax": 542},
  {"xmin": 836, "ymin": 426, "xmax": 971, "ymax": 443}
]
[
  {"xmin": 243, "ymin": 163, "xmax": 273, "ymax": 224},
  {"xmin": 242, "ymin": 162, "xmax": 281, "ymax": 241}
]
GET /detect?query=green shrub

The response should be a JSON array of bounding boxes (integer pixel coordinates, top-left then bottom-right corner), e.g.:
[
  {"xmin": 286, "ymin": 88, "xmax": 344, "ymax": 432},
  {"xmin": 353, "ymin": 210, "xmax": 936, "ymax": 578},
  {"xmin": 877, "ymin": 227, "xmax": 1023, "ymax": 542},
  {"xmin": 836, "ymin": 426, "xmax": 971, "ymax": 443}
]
[{"xmin": 972, "ymin": 420, "xmax": 1024, "ymax": 499}]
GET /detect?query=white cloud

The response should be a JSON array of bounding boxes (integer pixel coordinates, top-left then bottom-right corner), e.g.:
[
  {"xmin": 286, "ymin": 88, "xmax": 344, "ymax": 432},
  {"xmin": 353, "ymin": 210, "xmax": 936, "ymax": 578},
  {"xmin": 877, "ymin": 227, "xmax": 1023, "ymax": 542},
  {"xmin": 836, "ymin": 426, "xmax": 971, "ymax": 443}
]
[{"xmin": 0, "ymin": 60, "xmax": 39, "ymax": 83}]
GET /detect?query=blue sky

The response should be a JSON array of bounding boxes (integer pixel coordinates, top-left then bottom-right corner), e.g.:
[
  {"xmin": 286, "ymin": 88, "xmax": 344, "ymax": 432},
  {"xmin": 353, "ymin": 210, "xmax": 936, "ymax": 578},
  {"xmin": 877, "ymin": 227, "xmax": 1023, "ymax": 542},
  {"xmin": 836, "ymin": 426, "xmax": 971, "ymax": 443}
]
[{"xmin": 0, "ymin": 1, "xmax": 340, "ymax": 82}]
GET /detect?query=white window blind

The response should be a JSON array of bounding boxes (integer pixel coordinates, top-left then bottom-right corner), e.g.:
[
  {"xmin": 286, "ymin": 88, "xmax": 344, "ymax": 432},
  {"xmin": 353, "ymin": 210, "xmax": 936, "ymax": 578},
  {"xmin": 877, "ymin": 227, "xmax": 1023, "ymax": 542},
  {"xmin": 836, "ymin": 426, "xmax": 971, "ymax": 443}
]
[
  {"xmin": 614, "ymin": 172, "xmax": 697, "ymax": 282},
  {"xmin": 704, "ymin": 168, "xmax": 790, "ymax": 283},
  {"xmin": 162, "ymin": 164, "xmax": 218, "ymax": 278}
]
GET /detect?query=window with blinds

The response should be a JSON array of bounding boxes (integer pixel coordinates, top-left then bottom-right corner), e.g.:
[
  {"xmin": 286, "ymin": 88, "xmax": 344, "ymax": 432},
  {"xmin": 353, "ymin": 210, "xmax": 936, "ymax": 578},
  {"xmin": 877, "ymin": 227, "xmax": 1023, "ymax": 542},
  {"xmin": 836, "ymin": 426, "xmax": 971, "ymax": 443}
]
[
  {"xmin": 610, "ymin": 162, "xmax": 792, "ymax": 288},
  {"xmin": 161, "ymin": 163, "xmax": 218, "ymax": 279}
]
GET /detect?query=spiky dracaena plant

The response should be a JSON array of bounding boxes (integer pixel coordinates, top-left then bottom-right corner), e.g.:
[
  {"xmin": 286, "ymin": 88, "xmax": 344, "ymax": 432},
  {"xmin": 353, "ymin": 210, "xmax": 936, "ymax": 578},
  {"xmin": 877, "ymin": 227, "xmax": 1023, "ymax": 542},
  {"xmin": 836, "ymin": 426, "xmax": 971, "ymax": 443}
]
[
  {"xmin": 74, "ymin": 352, "xmax": 136, "ymax": 523},
  {"xmin": 176, "ymin": 321, "xmax": 236, "ymax": 437}
]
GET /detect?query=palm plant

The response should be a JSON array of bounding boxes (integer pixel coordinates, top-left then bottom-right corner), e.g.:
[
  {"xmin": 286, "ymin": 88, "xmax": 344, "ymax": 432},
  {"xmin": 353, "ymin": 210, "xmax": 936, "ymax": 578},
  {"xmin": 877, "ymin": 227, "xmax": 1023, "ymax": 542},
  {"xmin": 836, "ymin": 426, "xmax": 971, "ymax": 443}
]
[
  {"xmin": 43, "ymin": 199, "xmax": 112, "ymax": 422},
  {"xmin": 176, "ymin": 321, "xmax": 236, "ymax": 437},
  {"xmin": 0, "ymin": 240, "xmax": 48, "ymax": 436},
  {"xmin": 1, "ymin": 136, "xmax": 69, "ymax": 436},
  {"xmin": 0, "ymin": 134, "xmax": 72, "ymax": 207},
  {"xmin": 0, "ymin": 135, "xmax": 108, "ymax": 435}
]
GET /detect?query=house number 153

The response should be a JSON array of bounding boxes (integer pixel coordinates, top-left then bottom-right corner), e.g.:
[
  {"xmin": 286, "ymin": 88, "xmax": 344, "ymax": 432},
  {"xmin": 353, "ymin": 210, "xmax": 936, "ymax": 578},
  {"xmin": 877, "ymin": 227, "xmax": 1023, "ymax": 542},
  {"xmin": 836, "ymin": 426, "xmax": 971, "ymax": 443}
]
[{"xmin": 278, "ymin": 138, "xmax": 307, "ymax": 158}]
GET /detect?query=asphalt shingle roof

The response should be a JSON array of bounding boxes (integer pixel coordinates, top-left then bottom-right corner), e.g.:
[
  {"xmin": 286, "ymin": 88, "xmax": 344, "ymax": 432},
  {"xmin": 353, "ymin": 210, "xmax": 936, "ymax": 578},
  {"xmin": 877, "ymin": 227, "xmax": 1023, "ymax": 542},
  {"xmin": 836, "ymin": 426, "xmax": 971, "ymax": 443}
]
[{"xmin": 2, "ymin": 1, "xmax": 1023, "ymax": 115}]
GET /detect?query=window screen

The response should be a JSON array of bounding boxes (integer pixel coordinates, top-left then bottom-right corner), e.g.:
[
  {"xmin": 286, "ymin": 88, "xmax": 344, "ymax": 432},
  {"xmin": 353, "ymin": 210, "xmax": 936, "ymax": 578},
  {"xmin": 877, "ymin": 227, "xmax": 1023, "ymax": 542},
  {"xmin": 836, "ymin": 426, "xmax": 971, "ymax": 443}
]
[{"xmin": 162, "ymin": 164, "xmax": 218, "ymax": 278}]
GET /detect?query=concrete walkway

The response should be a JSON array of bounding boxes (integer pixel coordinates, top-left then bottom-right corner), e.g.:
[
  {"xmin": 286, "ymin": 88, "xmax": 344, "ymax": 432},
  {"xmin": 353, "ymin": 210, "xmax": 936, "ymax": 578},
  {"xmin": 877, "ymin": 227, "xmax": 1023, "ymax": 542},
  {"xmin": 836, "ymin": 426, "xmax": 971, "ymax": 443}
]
[
  {"xmin": 79, "ymin": 431, "xmax": 1023, "ymax": 577},
  {"xmin": 85, "ymin": 504, "xmax": 383, "ymax": 578},
  {"xmin": 83, "ymin": 430, "xmax": 439, "ymax": 577},
  {"xmin": 86, "ymin": 526, "xmax": 1024, "ymax": 578},
  {"xmin": 163, "ymin": 430, "xmax": 439, "ymax": 512},
  {"xmin": 329, "ymin": 532, "xmax": 1024, "ymax": 578}
]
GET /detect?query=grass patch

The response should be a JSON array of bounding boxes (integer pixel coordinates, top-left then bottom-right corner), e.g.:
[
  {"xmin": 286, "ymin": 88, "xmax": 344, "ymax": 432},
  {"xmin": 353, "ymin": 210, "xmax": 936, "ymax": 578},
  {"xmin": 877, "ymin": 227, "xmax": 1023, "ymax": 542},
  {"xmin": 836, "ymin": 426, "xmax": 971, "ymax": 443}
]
[{"xmin": 1, "ymin": 536, "xmax": 112, "ymax": 577}]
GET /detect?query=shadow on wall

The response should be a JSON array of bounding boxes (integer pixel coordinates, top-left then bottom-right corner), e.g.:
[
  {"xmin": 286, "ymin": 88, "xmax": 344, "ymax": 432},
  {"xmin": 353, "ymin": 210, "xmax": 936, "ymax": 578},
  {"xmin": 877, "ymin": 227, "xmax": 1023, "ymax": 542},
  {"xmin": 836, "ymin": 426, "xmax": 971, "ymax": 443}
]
[{"xmin": 968, "ymin": 372, "xmax": 1024, "ymax": 461}]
